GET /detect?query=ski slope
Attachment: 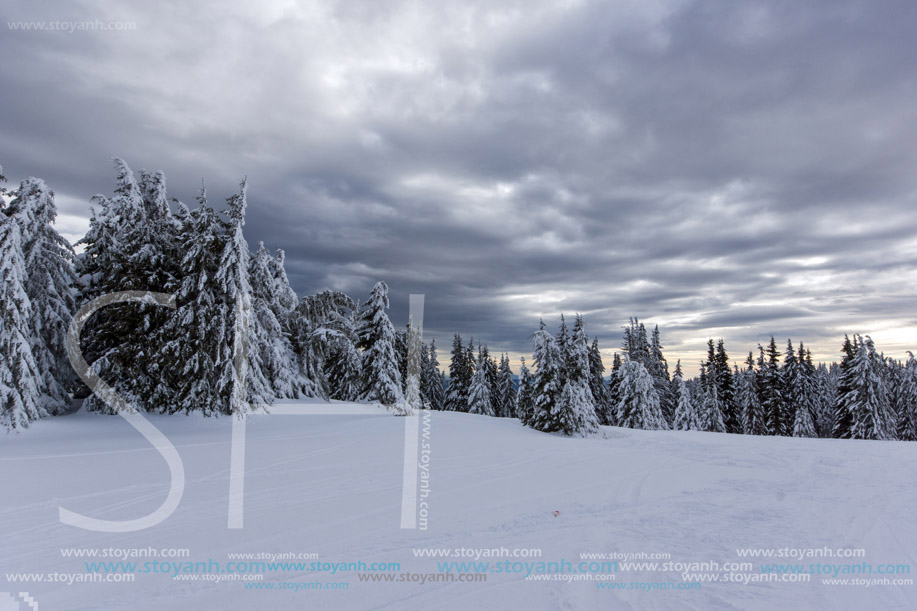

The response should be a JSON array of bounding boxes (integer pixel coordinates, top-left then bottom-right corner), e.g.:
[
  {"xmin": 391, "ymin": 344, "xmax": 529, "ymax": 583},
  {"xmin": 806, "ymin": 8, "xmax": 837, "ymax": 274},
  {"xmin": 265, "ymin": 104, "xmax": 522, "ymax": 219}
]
[{"xmin": 1, "ymin": 400, "xmax": 915, "ymax": 610}]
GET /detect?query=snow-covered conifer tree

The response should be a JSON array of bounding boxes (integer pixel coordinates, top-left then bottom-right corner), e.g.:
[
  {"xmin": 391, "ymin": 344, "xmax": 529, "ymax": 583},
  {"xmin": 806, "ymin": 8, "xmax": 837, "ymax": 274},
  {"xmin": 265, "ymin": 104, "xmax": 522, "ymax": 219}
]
[
  {"xmin": 445, "ymin": 334, "xmax": 471, "ymax": 411},
  {"xmin": 480, "ymin": 345, "xmax": 499, "ymax": 416},
  {"xmin": 700, "ymin": 364, "xmax": 726, "ymax": 432},
  {"xmin": 759, "ymin": 338, "xmax": 786, "ymax": 435},
  {"xmin": 0, "ymin": 216, "xmax": 45, "ymax": 429},
  {"xmin": 516, "ymin": 356, "xmax": 535, "ymax": 425},
  {"xmin": 606, "ymin": 352, "xmax": 623, "ymax": 424},
  {"xmin": 467, "ymin": 346, "xmax": 494, "ymax": 416},
  {"xmin": 421, "ymin": 340, "xmax": 446, "ymax": 410},
  {"xmin": 5, "ymin": 177, "xmax": 77, "ymax": 413},
  {"xmin": 845, "ymin": 336, "xmax": 895, "ymax": 440},
  {"xmin": 672, "ymin": 376, "xmax": 699, "ymax": 431},
  {"xmin": 214, "ymin": 179, "xmax": 271, "ymax": 414},
  {"xmin": 250, "ymin": 242, "xmax": 300, "ymax": 399},
  {"xmin": 403, "ymin": 315, "xmax": 424, "ymax": 414},
  {"xmin": 496, "ymin": 353, "xmax": 516, "ymax": 417},
  {"xmin": 615, "ymin": 359, "xmax": 667, "ymax": 430},
  {"xmin": 895, "ymin": 353, "xmax": 917, "ymax": 441},
  {"xmin": 356, "ymin": 281, "xmax": 403, "ymax": 407},
  {"xmin": 547, "ymin": 315, "xmax": 599, "ymax": 435},
  {"xmin": 150, "ymin": 192, "xmax": 222, "ymax": 414},
  {"xmin": 832, "ymin": 335, "xmax": 857, "ymax": 438},
  {"xmin": 588, "ymin": 337, "xmax": 610, "ymax": 424},
  {"xmin": 738, "ymin": 352, "xmax": 766, "ymax": 435},
  {"xmin": 529, "ymin": 320, "xmax": 562, "ymax": 432}
]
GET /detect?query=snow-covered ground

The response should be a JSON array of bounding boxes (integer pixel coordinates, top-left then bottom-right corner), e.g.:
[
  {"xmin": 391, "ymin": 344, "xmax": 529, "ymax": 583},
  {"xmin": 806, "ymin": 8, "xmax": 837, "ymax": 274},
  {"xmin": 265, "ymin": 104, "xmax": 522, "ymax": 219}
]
[{"xmin": 2, "ymin": 400, "xmax": 915, "ymax": 610}]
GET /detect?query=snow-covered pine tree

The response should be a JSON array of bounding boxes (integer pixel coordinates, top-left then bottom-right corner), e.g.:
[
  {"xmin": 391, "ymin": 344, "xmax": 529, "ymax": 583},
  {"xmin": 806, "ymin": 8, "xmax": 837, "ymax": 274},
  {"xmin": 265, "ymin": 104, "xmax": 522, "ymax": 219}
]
[
  {"xmin": 76, "ymin": 160, "xmax": 167, "ymax": 413},
  {"xmin": 5, "ymin": 177, "xmax": 77, "ymax": 413},
  {"xmin": 402, "ymin": 315, "xmax": 424, "ymax": 414},
  {"xmin": 759, "ymin": 338, "xmax": 786, "ymax": 435},
  {"xmin": 555, "ymin": 315, "xmax": 570, "ymax": 389},
  {"xmin": 293, "ymin": 289, "xmax": 360, "ymax": 399},
  {"xmin": 445, "ymin": 334, "xmax": 471, "ymax": 412},
  {"xmin": 895, "ymin": 352, "xmax": 917, "ymax": 441},
  {"xmin": 588, "ymin": 337, "xmax": 610, "ymax": 424},
  {"xmin": 790, "ymin": 342, "xmax": 818, "ymax": 438},
  {"xmin": 713, "ymin": 339, "xmax": 739, "ymax": 433},
  {"xmin": 150, "ymin": 192, "xmax": 223, "ymax": 415},
  {"xmin": 419, "ymin": 340, "xmax": 431, "ymax": 405},
  {"xmin": 738, "ymin": 352, "xmax": 766, "ymax": 435},
  {"xmin": 394, "ymin": 325, "xmax": 409, "ymax": 395},
  {"xmin": 529, "ymin": 319, "xmax": 563, "ymax": 432},
  {"xmin": 845, "ymin": 335, "xmax": 895, "ymax": 440},
  {"xmin": 0, "ymin": 215, "xmax": 45, "ymax": 429},
  {"xmin": 672, "ymin": 375, "xmax": 698, "ymax": 431},
  {"xmin": 813, "ymin": 361, "xmax": 836, "ymax": 438},
  {"xmin": 214, "ymin": 179, "xmax": 271, "ymax": 414},
  {"xmin": 606, "ymin": 352, "xmax": 623, "ymax": 424},
  {"xmin": 615, "ymin": 359, "xmax": 666, "ymax": 430},
  {"xmin": 356, "ymin": 281, "xmax": 403, "ymax": 407},
  {"xmin": 516, "ymin": 356, "xmax": 535, "ymax": 425},
  {"xmin": 467, "ymin": 346, "xmax": 494, "ymax": 416},
  {"xmin": 781, "ymin": 339, "xmax": 800, "ymax": 428},
  {"xmin": 480, "ymin": 345, "xmax": 499, "ymax": 416},
  {"xmin": 496, "ymin": 353, "xmax": 516, "ymax": 417},
  {"xmin": 700, "ymin": 363, "xmax": 726, "ymax": 432},
  {"xmin": 421, "ymin": 340, "xmax": 446, "ymax": 410},
  {"xmin": 548, "ymin": 315, "xmax": 599, "ymax": 435},
  {"xmin": 792, "ymin": 391, "xmax": 817, "ymax": 437},
  {"xmin": 831, "ymin": 335, "xmax": 857, "ymax": 439},
  {"xmin": 649, "ymin": 325, "xmax": 674, "ymax": 425},
  {"xmin": 621, "ymin": 317, "xmax": 649, "ymax": 364},
  {"xmin": 250, "ymin": 242, "xmax": 300, "ymax": 399}
]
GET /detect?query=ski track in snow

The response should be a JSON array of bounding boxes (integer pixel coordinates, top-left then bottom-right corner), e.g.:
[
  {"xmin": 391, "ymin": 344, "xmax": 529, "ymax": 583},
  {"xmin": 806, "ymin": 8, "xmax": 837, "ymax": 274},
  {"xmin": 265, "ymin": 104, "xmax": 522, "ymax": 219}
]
[{"xmin": 1, "ymin": 400, "xmax": 916, "ymax": 610}]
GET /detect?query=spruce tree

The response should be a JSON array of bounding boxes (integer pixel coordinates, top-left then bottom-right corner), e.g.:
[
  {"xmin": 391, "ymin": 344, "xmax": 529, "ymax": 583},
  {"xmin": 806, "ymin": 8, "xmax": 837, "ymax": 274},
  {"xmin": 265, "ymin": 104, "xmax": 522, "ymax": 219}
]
[
  {"xmin": 738, "ymin": 352, "xmax": 767, "ymax": 435},
  {"xmin": 606, "ymin": 352, "xmax": 623, "ymax": 424},
  {"xmin": 845, "ymin": 336, "xmax": 895, "ymax": 440},
  {"xmin": 700, "ymin": 364, "xmax": 726, "ymax": 432},
  {"xmin": 480, "ymin": 345, "xmax": 499, "ymax": 416},
  {"xmin": 616, "ymin": 359, "xmax": 667, "ymax": 430},
  {"xmin": 529, "ymin": 320, "xmax": 563, "ymax": 432},
  {"xmin": 250, "ymin": 242, "xmax": 300, "ymax": 399},
  {"xmin": 5, "ymin": 177, "xmax": 77, "ymax": 413},
  {"xmin": 895, "ymin": 353, "xmax": 917, "ymax": 441},
  {"xmin": 356, "ymin": 281, "xmax": 403, "ymax": 407},
  {"xmin": 445, "ymin": 334, "xmax": 471, "ymax": 412},
  {"xmin": 789, "ymin": 342, "xmax": 818, "ymax": 437},
  {"xmin": 421, "ymin": 340, "xmax": 446, "ymax": 410},
  {"xmin": 649, "ymin": 325, "xmax": 674, "ymax": 425},
  {"xmin": 516, "ymin": 356, "xmax": 535, "ymax": 425},
  {"xmin": 832, "ymin": 335, "xmax": 857, "ymax": 438},
  {"xmin": 467, "ymin": 346, "xmax": 494, "ymax": 416},
  {"xmin": 496, "ymin": 353, "xmax": 517, "ymax": 417},
  {"xmin": 588, "ymin": 337, "xmax": 610, "ymax": 424},
  {"xmin": 672, "ymin": 376, "xmax": 699, "ymax": 431},
  {"xmin": 714, "ymin": 339, "xmax": 739, "ymax": 433},
  {"xmin": 403, "ymin": 315, "xmax": 424, "ymax": 414},
  {"xmin": 150, "ymin": 193, "xmax": 222, "ymax": 414},
  {"xmin": 759, "ymin": 338, "xmax": 786, "ymax": 435},
  {"xmin": 213, "ymin": 179, "xmax": 271, "ymax": 414},
  {"xmin": 293, "ymin": 289, "xmax": 361, "ymax": 399},
  {"xmin": 0, "ymin": 216, "xmax": 45, "ymax": 429},
  {"xmin": 550, "ymin": 315, "xmax": 599, "ymax": 435}
]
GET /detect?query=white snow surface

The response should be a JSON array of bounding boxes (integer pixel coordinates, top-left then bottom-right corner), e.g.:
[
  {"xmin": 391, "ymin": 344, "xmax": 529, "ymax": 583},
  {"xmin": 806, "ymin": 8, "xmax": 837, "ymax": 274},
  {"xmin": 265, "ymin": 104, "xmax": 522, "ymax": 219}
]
[{"xmin": 1, "ymin": 399, "xmax": 915, "ymax": 610}]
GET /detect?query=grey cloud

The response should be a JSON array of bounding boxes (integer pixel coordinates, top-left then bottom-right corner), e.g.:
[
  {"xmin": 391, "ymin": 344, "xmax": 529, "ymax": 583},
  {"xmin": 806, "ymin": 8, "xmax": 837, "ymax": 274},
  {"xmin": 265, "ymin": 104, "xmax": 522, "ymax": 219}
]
[{"xmin": 2, "ymin": 0, "xmax": 917, "ymax": 373}]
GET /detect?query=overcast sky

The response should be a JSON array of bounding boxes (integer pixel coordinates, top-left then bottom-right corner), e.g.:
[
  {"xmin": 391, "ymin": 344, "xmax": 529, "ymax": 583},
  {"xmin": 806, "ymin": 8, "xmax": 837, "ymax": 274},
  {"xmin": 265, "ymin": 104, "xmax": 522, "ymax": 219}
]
[{"xmin": 3, "ymin": 0, "xmax": 917, "ymax": 373}]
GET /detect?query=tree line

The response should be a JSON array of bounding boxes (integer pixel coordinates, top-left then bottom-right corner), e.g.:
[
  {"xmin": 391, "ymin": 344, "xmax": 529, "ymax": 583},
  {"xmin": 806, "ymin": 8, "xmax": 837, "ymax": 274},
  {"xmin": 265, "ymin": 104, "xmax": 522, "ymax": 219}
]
[{"xmin": 2, "ymin": 160, "xmax": 914, "ymax": 442}]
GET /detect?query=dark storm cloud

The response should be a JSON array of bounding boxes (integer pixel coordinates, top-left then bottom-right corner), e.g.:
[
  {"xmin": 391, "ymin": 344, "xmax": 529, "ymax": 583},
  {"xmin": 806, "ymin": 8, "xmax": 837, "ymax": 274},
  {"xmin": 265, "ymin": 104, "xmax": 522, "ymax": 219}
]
[{"xmin": 2, "ymin": 0, "xmax": 917, "ymax": 372}]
